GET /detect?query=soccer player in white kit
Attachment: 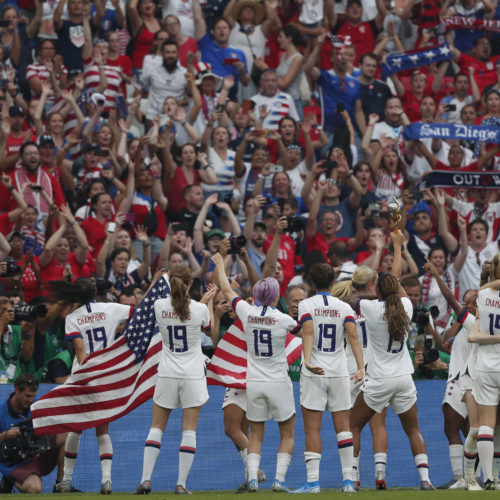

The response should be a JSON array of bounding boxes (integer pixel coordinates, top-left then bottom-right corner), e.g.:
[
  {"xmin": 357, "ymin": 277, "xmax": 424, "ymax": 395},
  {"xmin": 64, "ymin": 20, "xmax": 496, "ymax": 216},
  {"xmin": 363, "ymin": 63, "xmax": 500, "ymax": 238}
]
[
  {"xmin": 293, "ymin": 263, "xmax": 364, "ymax": 494},
  {"xmin": 49, "ymin": 278, "xmax": 134, "ymax": 494},
  {"xmin": 332, "ymin": 266, "xmax": 389, "ymax": 490},
  {"xmin": 423, "ymin": 259, "xmax": 481, "ymax": 490},
  {"xmin": 348, "ymin": 231, "xmax": 435, "ymax": 490},
  {"xmin": 136, "ymin": 265, "xmax": 215, "ymax": 495},
  {"xmin": 468, "ymin": 253, "xmax": 500, "ymax": 490},
  {"xmin": 212, "ymin": 253, "xmax": 301, "ymax": 493}
]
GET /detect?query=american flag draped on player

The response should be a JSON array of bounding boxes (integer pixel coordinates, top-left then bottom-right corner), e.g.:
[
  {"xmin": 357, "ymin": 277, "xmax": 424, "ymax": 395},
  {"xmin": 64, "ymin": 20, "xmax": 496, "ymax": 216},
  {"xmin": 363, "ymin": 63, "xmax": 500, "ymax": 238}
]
[
  {"xmin": 206, "ymin": 319, "xmax": 302, "ymax": 388},
  {"xmin": 31, "ymin": 275, "xmax": 171, "ymax": 436}
]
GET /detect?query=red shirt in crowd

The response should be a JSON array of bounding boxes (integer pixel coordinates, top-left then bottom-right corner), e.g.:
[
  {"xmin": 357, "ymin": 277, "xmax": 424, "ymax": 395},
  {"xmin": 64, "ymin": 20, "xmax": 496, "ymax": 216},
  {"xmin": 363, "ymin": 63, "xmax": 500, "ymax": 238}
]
[
  {"xmin": 264, "ymin": 233, "xmax": 297, "ymax": 295},
  {"xmin": 457, "ymin": 53, "xmax": 500, "ymax": 93},
  {"xmin": 306, "ymin": 233, "xmax": 349, "ymax": 262}
]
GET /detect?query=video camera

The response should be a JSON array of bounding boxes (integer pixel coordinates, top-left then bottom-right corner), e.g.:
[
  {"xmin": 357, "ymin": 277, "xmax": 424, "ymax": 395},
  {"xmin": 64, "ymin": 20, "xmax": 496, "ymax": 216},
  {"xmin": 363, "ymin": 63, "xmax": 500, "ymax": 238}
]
[{"xmin": 0, "ymin": 419, "xmax": 52, "ymax": 467}]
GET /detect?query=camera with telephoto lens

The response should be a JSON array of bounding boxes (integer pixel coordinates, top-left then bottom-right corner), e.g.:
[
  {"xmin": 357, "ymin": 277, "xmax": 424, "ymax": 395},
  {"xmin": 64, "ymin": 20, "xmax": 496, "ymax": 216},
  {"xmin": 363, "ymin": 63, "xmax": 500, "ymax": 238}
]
[
  {"xmin": 12, "ymin": 303, "xmax": 47, "ymax": 323},
  {"xmin": 228, "ymin": 235, "xmax": 247, "ymax": 255},
  {"xmin": 94, "ymin": 277, "xmax": 113, "ymax": 296},
  {"xmin": 285, "ymin": 215, "xmax": 305, "ymax": 233},
  {"xmin": 1, "ymin": 257, "xmax": 21, "ymax": 278},
  {"xmin": 413, "ymin": 304, "xmax": 439, "ymax": 334},
  {"xmin": 422, "ymin": 334, "xmax": 439, "ymax": 365},
  {"xmin": 0, "ymin": 419, "xmax": 52, "ymax": 467}
]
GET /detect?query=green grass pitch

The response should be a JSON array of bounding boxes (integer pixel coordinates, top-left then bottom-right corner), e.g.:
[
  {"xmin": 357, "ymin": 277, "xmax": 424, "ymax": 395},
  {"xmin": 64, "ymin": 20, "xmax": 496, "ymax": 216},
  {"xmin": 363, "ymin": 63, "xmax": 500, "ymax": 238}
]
[{"xmin": 10, "ymin": 490, "xmax": 482, "ymax": 499}]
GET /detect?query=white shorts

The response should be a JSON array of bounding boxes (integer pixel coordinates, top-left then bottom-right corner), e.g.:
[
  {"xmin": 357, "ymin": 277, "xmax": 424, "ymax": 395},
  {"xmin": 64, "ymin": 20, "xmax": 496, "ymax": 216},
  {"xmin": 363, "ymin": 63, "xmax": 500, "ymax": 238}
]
[
  {"xmin": 300, "ymin": 375, "xmax": 351, "ymax": 412},
  {"xmin": 222, "ymin": 387, "xmax": 247, "ymax": 411},
  {"xmin": 246, "ymin": 379, "xmax": 295, "ymax": 423},
  {"xmin": 460, "ymin": 373, "xmax": 474, "ymax": 394},
  {"xmin": 442, "ymin": 380, "xmax": 467, "ymax": 419},
  {"xmin": 472, "ymin": 371, "xmax": 500, "ymax": 406},
  {"xmin": 362, "ymin": 375, "xmax": 417, "ymax": 415},
  {"xmin": 153, "ymin": 376, "xmax": 209, "ymax": 409}
]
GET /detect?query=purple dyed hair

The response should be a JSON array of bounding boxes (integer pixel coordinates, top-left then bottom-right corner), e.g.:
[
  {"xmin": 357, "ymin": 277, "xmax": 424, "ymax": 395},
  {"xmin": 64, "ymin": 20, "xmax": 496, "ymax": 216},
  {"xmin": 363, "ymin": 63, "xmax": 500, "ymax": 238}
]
[{"xmin": 253, "ymin": 277, "xmax": 280, "ymax": 306}]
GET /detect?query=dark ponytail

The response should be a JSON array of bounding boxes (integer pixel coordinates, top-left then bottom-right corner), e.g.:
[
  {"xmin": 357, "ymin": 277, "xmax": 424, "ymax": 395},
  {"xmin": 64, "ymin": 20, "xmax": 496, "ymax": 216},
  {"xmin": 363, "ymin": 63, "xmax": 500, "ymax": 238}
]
[
  {"xmin": 377, "ymin": 273, "xmax": 411, "ymax": 342},
  {"xmin": 169, "ymin": 265, "xmax": 191, "ymax": 321},
  {"xmin": 46, "ymin": 278, "xmax": 96, "ymax": 306}
]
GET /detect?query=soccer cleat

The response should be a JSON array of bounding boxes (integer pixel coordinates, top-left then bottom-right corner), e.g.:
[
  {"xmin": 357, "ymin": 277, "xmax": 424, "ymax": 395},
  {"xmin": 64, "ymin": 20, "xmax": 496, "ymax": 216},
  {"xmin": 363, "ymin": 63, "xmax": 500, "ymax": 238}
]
[
  {"xmin": 54, "ymin": 480, "xmax": 72, "ymax": 493},
  {"xmin": 375, "ymin": 471, "xmax": 386, "ymax": 490},
  {"xmin": 134, "ymin": 481, "xmax": 152, "ymax": 495},
  {"xmin": 353, "ymin": 481, "xmax": 360, "ymax": 492},
  {"xmin": 258, "ymin": 469, "xmax": 266, "ymax": 482},
  {"xmin": 247, "ymin": 479, "xmax": 258, "ymax": 492},
  {"xmin": 341, "ymin": 479, "xmax": 357, "ymax": 493},
  {"xmin": 483, "ymin": 480, "xmax": 498, "ymax": 491},
  {"xmin": 271, "ymin": 479, "xmax": 289, "ymax": 492},
  {"xmin": 465, "ymin": 478, "xmax": 483, "ymax": 491},
  {"xmin": 235, "ymin": 481, "xmax": 248, "ymax": 493},
  {"xmin": 420, "ymin": 481, "xmax": 436, "ymax": 490},
  {"xmin": 100, "ymin": 480, "xmax": 112, "ymax": 495},
  {"xmin": 174, "ymin": 485, "xmax": 192, "ymax": 495},
  {"xmin": 290, "ymin": 481, "xmax": 321, "ymax": 494},
  {"xmin": 449, "ymin": 477, "xmax": 467, "ymax": 489},
  {"xmin": 438, "ymin": 478, "xmax": 457, "ymax": 489}
]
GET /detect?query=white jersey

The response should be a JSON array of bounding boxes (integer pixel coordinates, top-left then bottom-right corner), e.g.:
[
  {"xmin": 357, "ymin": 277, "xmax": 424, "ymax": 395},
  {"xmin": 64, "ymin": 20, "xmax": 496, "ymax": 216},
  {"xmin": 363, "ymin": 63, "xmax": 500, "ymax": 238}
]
[
  {"xmin": 65, "ymin": 302, "xmax": 133, "ymax": 367},
  {"xmin": 356, "ymin": 297, "xmax": 414, "ymax": 378},
  {"xmin": 233, "ymin": 297, "xmax": 300, "ymax": 383},
  {"xmin": 475, "ymin": 288, "xmax": 500, "ymax": 373},
  {"xmin": 251, "ymin": 91, "xmax": 300, "ymax": 130},
  {"xmin": 154, "ymin": 297, "xmax": 211, "ymax": 379},
  {"xmin": 448, "ymin": 310, "xmax": 476, "ymax": 382},
  {"xmin": 346, "ymin": 312, "xmax": 368, "ymax": 375},
  {"xmin": 298, "ymin": 292, "xmax": 356, "ymax": 378}
]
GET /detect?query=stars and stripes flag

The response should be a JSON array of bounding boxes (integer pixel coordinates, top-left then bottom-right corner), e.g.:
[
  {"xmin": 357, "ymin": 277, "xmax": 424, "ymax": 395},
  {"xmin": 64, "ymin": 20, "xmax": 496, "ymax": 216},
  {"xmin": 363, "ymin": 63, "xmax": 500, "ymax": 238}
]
[
  {"xmin": 381, "ymin": 43, "xmax": 453, "ymax": 79},
  {"xmin": 31, "ymin": 275, "xmax": 171, "ymax": 436},
  {"xmin": 206, "ymin": 319, "xmax": 303, "ymax": 389}
]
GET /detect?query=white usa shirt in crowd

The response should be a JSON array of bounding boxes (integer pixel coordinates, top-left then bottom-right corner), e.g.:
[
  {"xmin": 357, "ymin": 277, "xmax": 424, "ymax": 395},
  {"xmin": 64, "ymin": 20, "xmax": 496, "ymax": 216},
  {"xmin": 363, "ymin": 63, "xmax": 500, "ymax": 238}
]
[
  {"xmin": 154, "ymin": 297, "xmax": 211, "ymax": 379},
  {"xmin": 356, "ymin": 297, "xmax": 414, "ymax": 378},
  {"xmin": 233, "ymin": 297, "xmax": 300, "ymax": 383},
  {"xmin": 251, "ymin": 91, "xmax": 300, "ymax": 130},
  {"xmin": 475, "ymin": 288, "xmax": 500, "ymax": 373},
  {"xmin": 298, "ymin": 292, "xmax": 356, "ymax": 378},
  {"xmin": 65, "ymin": 302, "xmax": 133, "ymax": 368}
]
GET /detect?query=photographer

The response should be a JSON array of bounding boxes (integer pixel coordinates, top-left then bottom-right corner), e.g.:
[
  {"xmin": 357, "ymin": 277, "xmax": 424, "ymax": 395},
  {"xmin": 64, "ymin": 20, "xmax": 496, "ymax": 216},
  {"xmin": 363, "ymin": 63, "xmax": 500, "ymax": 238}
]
[
  {"xmin": 411, "ymin": 334, "xmax": 449, "ymax": 380},
  {"xmin": 401, "ymin": 277, "xmax": 446, "ymax": 352},
  {"xmin": 0, "ymin": 374, "xmax": 66, "ymax": 493},
  {"xmin": 0, "ymin": 298, "xmax": 35, "ymax": 384}
]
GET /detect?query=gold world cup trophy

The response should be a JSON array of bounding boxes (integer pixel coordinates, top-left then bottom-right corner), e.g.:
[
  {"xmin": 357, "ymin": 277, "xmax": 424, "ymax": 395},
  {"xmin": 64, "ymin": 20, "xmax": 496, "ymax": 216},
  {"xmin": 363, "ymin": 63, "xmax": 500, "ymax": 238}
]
[{"xmin": 388, "ymin": 196, "xmax": 401, "ymax": 233}]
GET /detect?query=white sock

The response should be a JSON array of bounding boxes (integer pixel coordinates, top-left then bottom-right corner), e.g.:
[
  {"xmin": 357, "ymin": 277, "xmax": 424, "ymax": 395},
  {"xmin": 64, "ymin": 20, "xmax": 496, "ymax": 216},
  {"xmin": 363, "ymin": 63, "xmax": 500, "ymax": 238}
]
[
  {"xmin": 275, "ymin": 453, "xmax": 292, "ymax": 483},
  {"xmin": 415, "ymin": 454, "xmax": 430, "ymax": 482},
  {"xmin": 177, "ymin": 430, "xmax": 196, "ymax": 488},
  {"xmin": 449, "ymin": 444, "xmax": 464, "ymax": 479},
  {"xmin": 493, "ymin": 426, "xmax": 500, "ymax": 479},
  {"xmin": 141, "ymin": 427, "xmax": 163, "ymax": 483},
  {"xmin": 97, "ymin": 434, "xmax": 113, "ymax": 483},
  {"xmin": 374, "ymin": 452, "xmax": 387, "ymax": 476},
  {"xmin": 63, "ymin": 432, "xmax": 81, "ymax": 482},
  {"xmin": 337, "ymin": 432, "xmax": 354, "ymax": 482},
  {"xmin": 239, "ymin": 448, "xmax": 248, "ymax": 481},
  {"xmin": 352, "ymin": 455, "xmax": 359, "ymax": 483},
  {"xmin": 247, "ymin": 453, "xmax": 261, "ymax": 482},
  {"xmin": 464, "ymin": 427, "xmax": 478, "ymax": 480},
  {"xmin": 305, "ymin": 452, "xmax": 321, "ymax": 483},
  {"xmin": 477, "ymin": 426, "xmax": 494, "ymax": 482}
]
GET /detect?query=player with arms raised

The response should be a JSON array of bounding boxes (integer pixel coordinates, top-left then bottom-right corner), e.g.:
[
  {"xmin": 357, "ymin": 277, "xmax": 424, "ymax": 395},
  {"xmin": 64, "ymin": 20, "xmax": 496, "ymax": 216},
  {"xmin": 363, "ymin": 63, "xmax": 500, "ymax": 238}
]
[
  {"xmin": 136, "ymin": 265, "xmax": 216, "ymax": 495},
  {"xmin": 212, "ymin": 253, "xmax": 301, "ymax": 493},
  {"xmin": 293, "ymin": 263, "xmax": 364, "ymax": 494},
  {"xmin": 49, "ymin": 278, "xmax": 134, "ymax": 494},
  {"xmin": 347, "ymin": 231, "xmax": 435, "ymax": 490}
]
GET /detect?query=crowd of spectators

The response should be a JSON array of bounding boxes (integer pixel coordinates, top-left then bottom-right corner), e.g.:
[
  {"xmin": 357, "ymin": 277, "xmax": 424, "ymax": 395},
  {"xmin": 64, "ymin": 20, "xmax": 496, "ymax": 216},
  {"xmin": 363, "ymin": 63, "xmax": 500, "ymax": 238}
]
[{"xmin": 0, "ymin": 0, "xmax": 498, "ymax": 384}]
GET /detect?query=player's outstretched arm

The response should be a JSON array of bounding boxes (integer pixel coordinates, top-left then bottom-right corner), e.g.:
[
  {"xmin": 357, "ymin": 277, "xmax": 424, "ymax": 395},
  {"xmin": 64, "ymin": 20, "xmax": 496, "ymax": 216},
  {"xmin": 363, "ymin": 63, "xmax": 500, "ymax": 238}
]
[{"xmin": 468, "ymin": 319, "xmax": 500, "ymax": 344}]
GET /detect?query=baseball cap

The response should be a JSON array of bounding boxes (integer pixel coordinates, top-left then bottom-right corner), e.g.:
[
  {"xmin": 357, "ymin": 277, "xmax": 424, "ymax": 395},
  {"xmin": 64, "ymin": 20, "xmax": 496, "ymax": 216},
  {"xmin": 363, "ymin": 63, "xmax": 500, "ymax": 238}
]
[
  {"xmin": 9, "ymin": 105, "xmax": 25, "ymax": 117},
  {"xmin": 37, "ymin": 134, "xmax": 55, "ymax": 147},
  {"xmin": 206, "ymin": 228, "xmax": 225, "ymax": 239}
]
